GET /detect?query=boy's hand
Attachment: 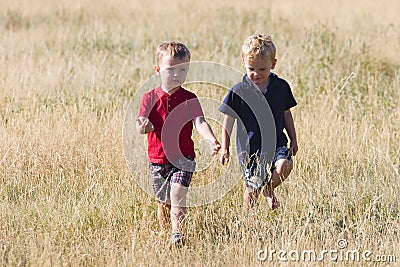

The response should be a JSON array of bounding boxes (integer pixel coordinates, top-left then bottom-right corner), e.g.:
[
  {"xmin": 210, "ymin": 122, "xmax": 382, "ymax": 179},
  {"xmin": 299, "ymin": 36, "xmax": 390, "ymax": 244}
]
[
  {"xmin": 136, "ymin": 117, "xmax": 154, "ymax": 134},
  {"xmin": 209, "ymin": 139, "xmax": 221, "ymax": 155},
  {"xmin": 290, "ymin": 140, "xmax": 298, "ymax": 156},
  {"xmin": 220, "ymin": 149, "xmax": 230, "ymax": 165}
]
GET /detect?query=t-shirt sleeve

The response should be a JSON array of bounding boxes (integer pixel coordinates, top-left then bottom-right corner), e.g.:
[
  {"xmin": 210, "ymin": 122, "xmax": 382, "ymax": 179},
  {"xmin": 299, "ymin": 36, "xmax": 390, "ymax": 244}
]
[
  {"xmin": 219, "ymin": 89, "xmax": 239, "ymax": 118},
  {"xmin": 138, "ymin": 92, "xmax": 153, "ymax": 118},
  {"xmin": 189, "ymin": 95, "xmax": 204, "ymax": 119},
  {"xmin": 284, "ymin": 83, "xmax": 297, "ymax": 111}
]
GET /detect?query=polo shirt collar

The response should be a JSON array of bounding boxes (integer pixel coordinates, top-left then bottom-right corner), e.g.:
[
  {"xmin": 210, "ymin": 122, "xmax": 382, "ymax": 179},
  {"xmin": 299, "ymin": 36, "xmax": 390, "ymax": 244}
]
[{"xmin": 155, "ymin": 86, "xmax": 183, "ymax": 97}]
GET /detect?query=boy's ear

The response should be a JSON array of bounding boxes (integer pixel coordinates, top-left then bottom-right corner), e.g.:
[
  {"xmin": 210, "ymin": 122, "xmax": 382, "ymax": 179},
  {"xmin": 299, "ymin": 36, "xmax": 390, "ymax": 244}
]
[
  {"xmin": 271, "ymin": 59, "xmax": 277, "ymax": 69},
  {"xmin": 154, "ymin": 65, "xmax": 160, "ymax": 73}
]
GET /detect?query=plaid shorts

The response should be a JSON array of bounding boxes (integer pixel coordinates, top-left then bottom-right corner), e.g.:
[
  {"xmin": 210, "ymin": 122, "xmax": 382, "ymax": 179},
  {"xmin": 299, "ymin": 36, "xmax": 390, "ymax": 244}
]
[
  {"xmin": 241, "ymin": 147, "xmax": 292, "ymax": 190},
  {"xmin": 149, "ymin": 157, "xmax": 195, "ymax": 203}
]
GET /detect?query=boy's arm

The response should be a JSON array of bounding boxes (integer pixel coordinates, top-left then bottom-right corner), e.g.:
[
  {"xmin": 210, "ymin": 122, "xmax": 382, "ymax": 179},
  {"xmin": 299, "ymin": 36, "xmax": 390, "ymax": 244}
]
[
  {"xmin": 284, "ymin": 109, "xmax": 298, "ymax": 156},
  {"xmin": 220, "ymin": 114, "xmax": 235, "ymax": 165},
  {"xmin": 193, "ymin": 116, "xmax": 220, "ymax": 155},
  {"xmin": 136, "ymin": 116, "xmax": 154, "ymax": 134},
  {"xmin": 137, "ymin": 93, "xmax": 155, "ymax": 135}
]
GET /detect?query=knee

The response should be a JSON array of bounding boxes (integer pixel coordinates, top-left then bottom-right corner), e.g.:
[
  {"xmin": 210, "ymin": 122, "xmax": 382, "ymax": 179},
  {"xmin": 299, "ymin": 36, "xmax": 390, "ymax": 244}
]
[
  {"xmin": 275, "ymin": 159, "xmax": 292, "ymax": 176},
  {"xmin": 170, "ymin": 184, "xmax": 188, "ymax": 205}
]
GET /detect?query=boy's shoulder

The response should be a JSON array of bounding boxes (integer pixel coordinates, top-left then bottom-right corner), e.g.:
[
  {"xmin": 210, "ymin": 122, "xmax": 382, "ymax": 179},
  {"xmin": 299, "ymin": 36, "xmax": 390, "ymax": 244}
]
[
  {"xmin": 269, "ymin": 73, "xmax": 290, "ymax": 88},
  {"xmin": 177, "ymin": 87, "xmax": 199, "ymax": 101},
  {"xmin": 230, "ymin": 75, "xmax": 253, "ymax": 93},
  {"xmin": 142, "ymin": 86, "xmax": 162, "ymax": 98}
]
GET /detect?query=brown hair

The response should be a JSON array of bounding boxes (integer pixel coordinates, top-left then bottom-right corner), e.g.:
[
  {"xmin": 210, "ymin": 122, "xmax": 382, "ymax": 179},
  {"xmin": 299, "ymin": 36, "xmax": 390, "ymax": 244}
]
[{"xmin": 156, "ymin": 41, "xmax": 191, "ymax": 64}]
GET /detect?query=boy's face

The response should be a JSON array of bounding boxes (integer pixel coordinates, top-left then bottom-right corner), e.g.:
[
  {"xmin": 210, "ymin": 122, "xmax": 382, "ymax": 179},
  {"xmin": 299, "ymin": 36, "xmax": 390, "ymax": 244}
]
[
  {"xmin": 156, "ymin": 55, "xmax": 190, "ymax": 92},
  {"xmin": 243, "ymin": 55, "xmax": 276, "ymax": 90}
]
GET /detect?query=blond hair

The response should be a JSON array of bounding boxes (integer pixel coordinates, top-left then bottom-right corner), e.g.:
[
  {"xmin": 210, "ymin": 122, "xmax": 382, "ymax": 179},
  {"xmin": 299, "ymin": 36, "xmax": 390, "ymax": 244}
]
[
  {"xmin": 156, "ymin": 41, "xmax": 191, "ymax": 64},
  {"xmin": 242, "ymin": 34, "xmax": 276, "ymax": 60}
]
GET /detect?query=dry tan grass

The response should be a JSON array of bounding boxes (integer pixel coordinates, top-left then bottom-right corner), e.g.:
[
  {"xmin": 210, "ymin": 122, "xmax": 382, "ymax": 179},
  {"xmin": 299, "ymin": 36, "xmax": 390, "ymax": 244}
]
[{"xmin": 1, "ymin": 0, "xmax": 399, "ymax": 266}]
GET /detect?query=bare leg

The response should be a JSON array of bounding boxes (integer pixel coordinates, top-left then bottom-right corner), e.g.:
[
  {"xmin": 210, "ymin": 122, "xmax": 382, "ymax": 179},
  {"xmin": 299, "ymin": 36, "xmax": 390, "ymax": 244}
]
[
  {"xmin": 243, "ymin": 187, "xmax": 261, "ymax": 213},
  {"xmin": 157, "ymin": 202, "xmax": 171, "ymax": 230},
  {"xmin": 263, "ymin": 185, "xmax": 280, "ymax": 210},
  {"xmin": 170, "ymin": 183, "xmax": 188, "ymax": 233},
  {"xmin": 263, "ymin": 159, "xmax": 293, "ymax": 210},
  {"xmin": 270, "ymin": 159, "xmax": 292, "ymax": 189}
]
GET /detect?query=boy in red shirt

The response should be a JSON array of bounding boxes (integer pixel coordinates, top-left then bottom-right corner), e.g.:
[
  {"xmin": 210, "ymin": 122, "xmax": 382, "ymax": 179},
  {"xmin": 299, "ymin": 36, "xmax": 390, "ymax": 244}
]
[{"xmin": 137, "ymin": 41, "xmax": 220, "ymax": 244}]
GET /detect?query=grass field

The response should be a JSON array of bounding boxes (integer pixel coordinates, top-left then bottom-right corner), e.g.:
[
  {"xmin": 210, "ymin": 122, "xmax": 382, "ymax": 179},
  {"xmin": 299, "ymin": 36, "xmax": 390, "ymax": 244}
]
[{"xmin": 1, "ymin": 0, "xmax": 399, "ymax": 266}]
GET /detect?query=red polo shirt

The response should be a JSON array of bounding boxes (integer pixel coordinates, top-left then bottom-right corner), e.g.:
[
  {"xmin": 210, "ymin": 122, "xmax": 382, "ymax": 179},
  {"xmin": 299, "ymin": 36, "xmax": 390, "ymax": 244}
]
[{"xmin": 138, "ymin": 86, "xmax": 204, "ymax": 164}]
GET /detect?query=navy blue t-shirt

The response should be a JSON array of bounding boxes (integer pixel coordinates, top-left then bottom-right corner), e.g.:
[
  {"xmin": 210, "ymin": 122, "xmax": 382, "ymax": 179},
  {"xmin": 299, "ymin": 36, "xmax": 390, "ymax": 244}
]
[{"xmin": 219, "ymin": 74, "xmax": 297, "ymax": 159}]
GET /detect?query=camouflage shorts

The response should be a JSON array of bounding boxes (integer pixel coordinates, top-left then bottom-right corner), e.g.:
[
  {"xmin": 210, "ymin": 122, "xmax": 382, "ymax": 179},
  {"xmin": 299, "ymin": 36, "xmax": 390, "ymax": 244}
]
[{"xmin": 241, "ymin": 147, "xmax": 292, "ymax": 190}]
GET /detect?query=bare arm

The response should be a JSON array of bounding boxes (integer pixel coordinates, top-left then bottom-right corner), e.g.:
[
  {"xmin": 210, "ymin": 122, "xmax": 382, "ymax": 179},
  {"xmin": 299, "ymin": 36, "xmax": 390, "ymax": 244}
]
[
  {"xmin": 193, "ymin": 116, "xmax": 220, "ymax": 155},
  {"xmin": 284, "ymin": 109, "xmax": 298, "ymax": 156},
  {"xmin": 220, "ymin": 114, "xmax": 235, "ymax": 164}
]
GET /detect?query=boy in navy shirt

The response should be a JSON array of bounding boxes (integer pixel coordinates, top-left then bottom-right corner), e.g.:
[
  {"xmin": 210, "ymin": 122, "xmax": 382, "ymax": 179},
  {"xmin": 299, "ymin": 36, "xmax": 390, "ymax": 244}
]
[{"xmin": 219, "ymin": 34, "xmax": 298, "ymax": 212}]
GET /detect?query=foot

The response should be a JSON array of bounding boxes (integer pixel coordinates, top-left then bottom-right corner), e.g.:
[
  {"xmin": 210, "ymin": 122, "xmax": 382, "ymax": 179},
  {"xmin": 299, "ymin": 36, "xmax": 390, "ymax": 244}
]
[
  {"xmin": 263, "ymin": 187, "xmax": 280, "ymax": 210},
  {"xmin": 170, "ymin": 232, "xmax": 183, "ymax": 246}
]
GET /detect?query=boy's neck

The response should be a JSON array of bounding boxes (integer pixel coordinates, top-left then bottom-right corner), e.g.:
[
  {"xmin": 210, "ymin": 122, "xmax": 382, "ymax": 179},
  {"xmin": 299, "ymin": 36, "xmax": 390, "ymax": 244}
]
[
  {"xmin": 256, "ymin": 77, "xmax": 270, "ymax": 94},
  {"xmin": 161, "ymin": 85, "xmax": 180, "ymax": 94}
]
